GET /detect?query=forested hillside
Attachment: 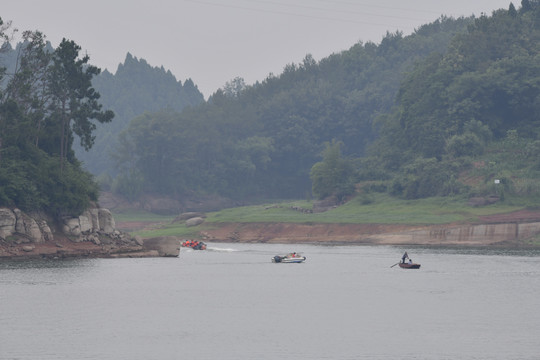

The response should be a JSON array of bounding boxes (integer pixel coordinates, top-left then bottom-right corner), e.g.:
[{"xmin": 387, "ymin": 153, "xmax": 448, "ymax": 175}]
[
  {"xmin": 74, "ymin": 53, "xmax": 204, "ymax": 178},
  {"xmin": 370, "ymin": 1, "xmax": 540, "ymax": 201},
  {"xmin": 3, "ymin": 2, "xmax": 540, "ymax": 217},
  {"xmin": 113, "ymin": 15, "xmax": 472, "ymax": 200},
  {"xmin": 114, "ymin": 1, "xmax": 540, "ymax": 205},
  {"xmin": 0, "ymin": 24, "xmax": 111, "ymax": 215}
]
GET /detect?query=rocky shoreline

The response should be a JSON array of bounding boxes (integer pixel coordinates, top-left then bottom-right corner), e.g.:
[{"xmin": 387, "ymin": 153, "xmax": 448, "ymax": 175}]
[
  {"xmin": 0, "ymin": 207, "xmax": 180, "ymax": 259},
  {"xmin": 3, "ymin": 205, "xmax": 540, "ymax": 260}
]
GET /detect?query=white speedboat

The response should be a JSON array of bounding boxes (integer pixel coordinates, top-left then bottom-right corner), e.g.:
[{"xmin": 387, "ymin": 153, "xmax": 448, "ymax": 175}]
[{"xmin": 272, "ymin": 253, "xmax": 306, "ymax": 263}]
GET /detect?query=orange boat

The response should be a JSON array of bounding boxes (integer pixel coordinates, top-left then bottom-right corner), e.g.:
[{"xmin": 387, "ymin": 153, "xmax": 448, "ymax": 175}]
[{"xmin": 181, "ymin": 240, "xmax": 207, "ymax": 250}]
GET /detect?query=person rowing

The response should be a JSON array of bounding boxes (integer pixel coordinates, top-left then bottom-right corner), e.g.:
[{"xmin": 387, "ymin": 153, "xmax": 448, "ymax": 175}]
[{"xmin": 401, "ymin": 251, "xmax": 409, "ymax": 264}]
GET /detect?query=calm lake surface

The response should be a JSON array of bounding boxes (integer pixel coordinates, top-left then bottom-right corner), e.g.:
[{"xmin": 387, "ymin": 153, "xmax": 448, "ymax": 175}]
[{"xmin": 1, "ymin": 243, "xmax": 540, "ymax": 360}]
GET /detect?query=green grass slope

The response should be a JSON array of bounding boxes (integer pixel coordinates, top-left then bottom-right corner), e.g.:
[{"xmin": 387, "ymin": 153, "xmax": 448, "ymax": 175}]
[{"xmin": 118, "ymin": 193, "xmax": 530, "ymax": 239}]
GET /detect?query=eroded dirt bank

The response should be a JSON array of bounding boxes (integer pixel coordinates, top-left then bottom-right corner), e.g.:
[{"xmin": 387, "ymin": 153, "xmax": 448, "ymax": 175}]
[
  {"xmin": 193, "ymin": 210, "xmax": 540, "ymax": 247},
  {"xmin": 199, "ymin": 223, "xmax": 419, "ymax": 244}
]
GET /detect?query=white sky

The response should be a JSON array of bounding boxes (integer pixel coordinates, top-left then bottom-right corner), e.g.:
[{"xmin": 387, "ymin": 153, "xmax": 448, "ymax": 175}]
[{"xmin": 2, "ymin": 0, "xmax": 512, "ymax": 98}]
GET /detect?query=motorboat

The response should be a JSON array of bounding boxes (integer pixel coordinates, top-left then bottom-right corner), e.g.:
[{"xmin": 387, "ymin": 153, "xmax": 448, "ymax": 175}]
[
  {"xmin": 272, "ymin": 253, "xmax": 306, "ymax": 263},
  {"xmin": 181, "ymin": 240, "xmax": 207, "ymax": 250}
]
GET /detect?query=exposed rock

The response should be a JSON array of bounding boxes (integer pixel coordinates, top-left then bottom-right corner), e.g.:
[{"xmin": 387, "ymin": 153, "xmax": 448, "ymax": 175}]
[
  {"xmin": 186, "ymin": 217, "xmax": 205, "ymax": 227},
  {"xmin": 173, "ymin": 212, "xmax": 207, "ymax": 223},
  {"xmin": 79, "ymin": 213, "xmax": 93, "ymax": 233},
  {"xmin": 22, "ymin": 245, "xmax": 35, "ymax": 252},
  {"xmin": 37, "ymin": 220, "xmax": 54, "ymax": 242},
  {"xmin": 142, "ymin": 236, "xmax": 180, "ymax": 257},
  {"xmin": 63, "ymin": 218, "xmax": 82, "ymax": 237},
  {"xmin": 0, "ymin": 206, "xmax": 168, "ymax": 259},
  {"xmin": 133, "ymin": 236, "xmax": 144, "ymax": 246},
  {"xmin": 14, "ymin": 209, "xmax": 43, "ymax": 243},
  {"xmin": 98, "ymin": 208, "xmax": 116, "ymax": 234},
  {"xmin": 0, "ymin": 208, "xmax": 17, "ymax": 239}
]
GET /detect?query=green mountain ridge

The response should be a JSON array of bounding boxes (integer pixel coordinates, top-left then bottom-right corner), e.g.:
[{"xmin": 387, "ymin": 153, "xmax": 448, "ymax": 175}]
[
  {"xmin": 74, "ymin": 53, "xmax": 205, "ymax": 176},
  {"xmin": 110, "ymin": 14, "xmax": 477, "ymax": 201},
  {"xmin": 3, "ymin": 2, "xmax": 540, "ymax": 218}
]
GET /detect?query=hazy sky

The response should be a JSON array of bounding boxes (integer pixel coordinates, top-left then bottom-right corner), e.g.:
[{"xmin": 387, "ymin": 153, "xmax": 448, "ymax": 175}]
[{"xmin": 2, "ymin": 0, "xmax": 512, "ymax": 98}]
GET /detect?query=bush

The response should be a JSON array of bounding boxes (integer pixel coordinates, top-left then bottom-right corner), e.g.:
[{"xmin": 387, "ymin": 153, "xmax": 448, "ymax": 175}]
[
  {"xmin": 390, "ymin": 157, "xmax": 467, "ymax": 199},
  {"xmin": 446, "ymin": 132, "xmax": 484, "ymax": 158}
]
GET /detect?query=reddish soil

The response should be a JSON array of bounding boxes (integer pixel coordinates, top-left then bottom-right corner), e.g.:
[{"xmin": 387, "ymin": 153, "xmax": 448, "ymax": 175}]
[
  {"xmin": 107, "ymin": 191, "xmax": 540, "ymax": 245},
  {"xmin": 197, "ymin": 222, "xmax": 418, "ymax": 244},
  {"xmin": 476, "ymin": 209, "xmax": 540, "ymax": 223},
  {"xmin": 0, "ymin": 234, "xmax": 106, "ymax": 258},
  {"xmin": 5, "ymin": 209, "xmax": 539, "ymax": 259},
  {"xmin": 116, "ymin": 209, "xmax": 540, "ymax": 246}
]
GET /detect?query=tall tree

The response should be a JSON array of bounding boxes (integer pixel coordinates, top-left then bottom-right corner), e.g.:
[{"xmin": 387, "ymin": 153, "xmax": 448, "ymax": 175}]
[
  {"xmin": 5, "ymin": 31, "xmax": 51, "ymax": 148},
  {"xmin": 47, "ymin": 38, "xmax": 113, "ymax": 171},
  {"xmin": 0, "ymin": 16, "xmax": 16, "ymax": 164},
  {"xmin": 310, "ymin": 140, "xmax": 356, "ymax": 200}
]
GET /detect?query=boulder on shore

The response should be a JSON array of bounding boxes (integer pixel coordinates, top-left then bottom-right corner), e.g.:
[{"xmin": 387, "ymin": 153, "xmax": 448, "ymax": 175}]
[
  {"xmin": 142, "ymin": 236, "xmax": 181, "ymax": 257},
  {"xmin": 173, "ymin": 212, "xmax": 206, "ymax": 223},
  {"xmin": 0, "ymin": 206, "xmax": 171, "ymax": 259},
  {"xmin": 185, "ymin": 217, "xmax": 205, "ymax": 227}
]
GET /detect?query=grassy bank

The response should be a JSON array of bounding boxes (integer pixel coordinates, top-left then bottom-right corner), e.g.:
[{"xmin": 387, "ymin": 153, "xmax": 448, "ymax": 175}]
[
  {"xmin": 206, "ymin": 194, "xmax": 524, "ymax": 224},
  {"xmin": 115, "ymin": 193, "xmax": 531, "ymax": 239}
]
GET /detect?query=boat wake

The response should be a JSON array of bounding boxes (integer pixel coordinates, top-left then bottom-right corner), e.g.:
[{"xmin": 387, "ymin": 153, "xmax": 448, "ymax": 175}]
[{"xmin": 206, "ymin": 246, "xmax": 238, "ymax": 252}]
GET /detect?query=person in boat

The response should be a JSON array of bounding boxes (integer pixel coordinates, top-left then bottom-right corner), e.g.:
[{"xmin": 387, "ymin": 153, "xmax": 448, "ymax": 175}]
[
  {"xmin": 401, "ymin": 252, "xmax": 409, "ymax": 263},
  {"xmin": 408, "ymin": 258, "xmax": 413, "ymax": 264}
]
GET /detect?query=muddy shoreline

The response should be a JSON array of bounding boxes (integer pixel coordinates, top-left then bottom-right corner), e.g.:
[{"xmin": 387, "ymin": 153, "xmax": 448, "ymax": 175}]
[
  {"xmin": 197, "ymin": 221, "xmax": 540, "ymax": 248},
  {"xmin": 4, "ymin": 209, "xmax": 540, "ymax": 259}
]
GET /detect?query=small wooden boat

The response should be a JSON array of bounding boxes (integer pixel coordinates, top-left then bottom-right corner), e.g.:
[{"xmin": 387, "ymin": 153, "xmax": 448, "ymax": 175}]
[{"xmin": 399, "ymin": 262, "xmax": 421, "ymax": 269}]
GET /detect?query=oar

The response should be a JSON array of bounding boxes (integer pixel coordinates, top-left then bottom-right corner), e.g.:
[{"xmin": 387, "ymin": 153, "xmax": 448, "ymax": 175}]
[{"xmin": 390, "ymin": 262, "xmax": 400, "ymax": 268}]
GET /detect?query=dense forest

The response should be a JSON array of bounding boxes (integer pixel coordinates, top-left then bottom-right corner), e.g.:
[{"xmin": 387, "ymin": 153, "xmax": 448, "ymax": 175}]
[
  {"xmin": 2, "ymin": 1, "xmax": 540, "ymax": 217},
  {"xmin": 111, "ymin": 15, "xmax": 473, "ymax": 200},
  {"xmin": 0, "ymin": 24, "xmax": 112, "ymax": 215},
  {"xmin": 111, "ymin": 1, "xmax": 539, "ymax": 204},
  {"xmin": 372, "ymin": 1, "xmax": 540, "ymax": 200},
  {"xmin": 74, "ymin": 53, "xmax": 204, "ymax": 178}
]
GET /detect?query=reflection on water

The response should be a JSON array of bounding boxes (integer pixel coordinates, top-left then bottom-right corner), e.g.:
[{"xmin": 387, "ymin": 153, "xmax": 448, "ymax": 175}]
[{"xmin": 1, "ymin": 244, "xmax": 540, "ymax": 360}]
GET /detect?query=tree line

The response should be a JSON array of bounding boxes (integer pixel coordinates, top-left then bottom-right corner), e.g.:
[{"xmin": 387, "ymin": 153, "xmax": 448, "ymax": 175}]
[
  {"xmin": 111, "ymin": 14, "xmax": 472, "ymax": 201},
  {"xmin": 74, "ymin": 53, "xmax": 204, "ymax": 178},
  {"xmin": 0, "ymin": 20, "xmax": 111, "ymax": 215},
  {"xmin": 112, "ymin": 1, "xmax": 540, "ymax": 204},
  {"xmin": 369, "ymin": 1, "xmax": 540, "ymax": 200},
  {"xmin": 3, "ymin": 1, "xmax": 540, "ymax": 215}
]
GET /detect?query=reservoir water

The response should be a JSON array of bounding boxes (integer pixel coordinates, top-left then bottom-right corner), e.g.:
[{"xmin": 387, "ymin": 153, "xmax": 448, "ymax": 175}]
[{"xmin": 1, "ymin": 243, "xmax": 540, "ymax": 360}]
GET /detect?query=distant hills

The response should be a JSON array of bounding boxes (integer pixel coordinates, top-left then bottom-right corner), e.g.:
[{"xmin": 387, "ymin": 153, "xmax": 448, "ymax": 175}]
[
  {"xmin": 104, "ymin": 14, "xmax": 474, "ymax": 200},
  {"xmin": 3, "ymin": 2, "xmax": 540, "ymax": 217},
  {"xmin": 104, "ymin": 2, "xmax": 540, "ymax": 206},
  {"xmin": 74, "ymin": 53, "xmax": 205, "ymax": 176}
]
